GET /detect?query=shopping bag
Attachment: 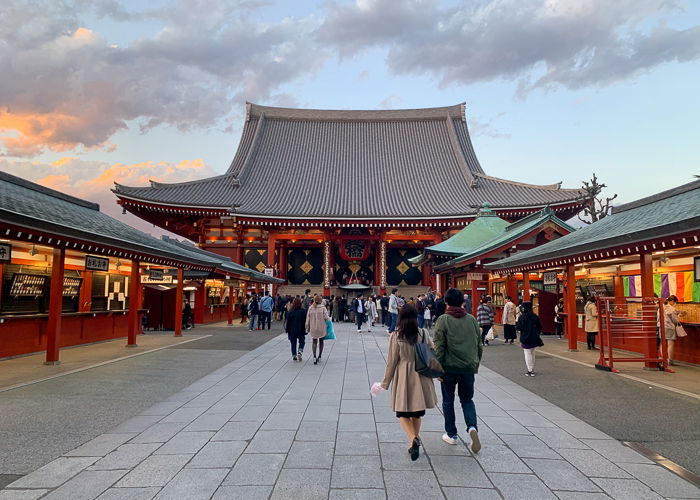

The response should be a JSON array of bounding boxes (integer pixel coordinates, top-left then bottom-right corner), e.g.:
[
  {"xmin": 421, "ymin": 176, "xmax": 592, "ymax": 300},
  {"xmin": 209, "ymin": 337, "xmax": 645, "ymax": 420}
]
[
  {"xmin": 485, "ymin": 327, "xmax": 495, "ymax": 341},
  {"xmin": 323, "ymin": 320, "xmax": 335, "ymax": 340}
]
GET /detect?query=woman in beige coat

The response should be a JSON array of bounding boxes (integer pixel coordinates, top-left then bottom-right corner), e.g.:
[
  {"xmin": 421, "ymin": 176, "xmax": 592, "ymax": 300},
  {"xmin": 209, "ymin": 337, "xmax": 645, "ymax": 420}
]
[
  {"xmin": 380, "ymin": 305, "xmax": 438, "ymax": 461},
  {"xmin": 305, "ymin": 295, "xmax": 330, "ymax": 365},
  {"xmin": 584, "ymin": 297, "xmax": 598, "ymax": 350}
]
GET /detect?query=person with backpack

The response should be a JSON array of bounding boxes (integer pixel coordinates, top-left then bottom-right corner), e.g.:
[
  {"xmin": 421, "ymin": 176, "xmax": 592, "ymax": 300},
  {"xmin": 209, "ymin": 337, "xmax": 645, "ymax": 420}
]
[
  {"xmin": 247, "ymin": 295, "xmax": 259, "ymax": 331},
  {"xmin": 379, "ymin": 304, "xmax": 437, "ymax": 461},
  {"xmin": 476, "ymin": 296, "xmax": 494, "ymax": 346},
  {"xmin": 516, "ymin": 301, "xmax": 544, "ymax": 376},
  {"xmin": 258, "ymin": 291, "xmax": 274, "ymax": 330},
  {"xmin": 433, "ymin": 288, "xmax": 483, "ymax": 454}
]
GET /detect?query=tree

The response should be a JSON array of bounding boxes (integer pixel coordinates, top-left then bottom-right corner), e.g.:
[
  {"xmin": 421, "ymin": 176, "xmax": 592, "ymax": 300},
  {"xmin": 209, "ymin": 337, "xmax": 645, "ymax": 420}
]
[{"xmin": 577, "ymin": 173, "xmax": 617, "ymax": 224}]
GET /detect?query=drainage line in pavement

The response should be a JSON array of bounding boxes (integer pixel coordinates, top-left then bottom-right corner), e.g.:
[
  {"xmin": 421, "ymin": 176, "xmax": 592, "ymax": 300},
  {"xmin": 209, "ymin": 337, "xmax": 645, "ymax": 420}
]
[{"xmin": 623, "ymin": 441, "xmax": 700, "ymax": 488}]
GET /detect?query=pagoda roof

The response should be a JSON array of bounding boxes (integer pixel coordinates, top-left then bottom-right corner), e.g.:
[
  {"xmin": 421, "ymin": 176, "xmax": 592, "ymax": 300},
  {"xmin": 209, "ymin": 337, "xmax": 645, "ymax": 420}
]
[
  {"xmin": 435, "ymin": 206, "xmax": 575, "ymax": 271},
  {"xmin": 114, "ymin": 102, "xmax": 583, "ymax": 220},
  {"xmin": 0, "ymin": 172, "xmax": 279, "ymax": 283},
  {"xmin": 485, "ymin": 180, "xmax": 700, "ymax": 272}
]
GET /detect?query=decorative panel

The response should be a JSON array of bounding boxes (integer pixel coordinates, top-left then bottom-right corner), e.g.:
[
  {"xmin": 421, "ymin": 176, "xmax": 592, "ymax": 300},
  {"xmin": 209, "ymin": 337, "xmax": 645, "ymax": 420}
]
[
  {"xmin": 335, "ymin": 250, "xmax": 374, "ymax": 286},
  {"xmin": 386, "ymin": 248, "xmax": 421, "ymax": 286},
  {"xmin": 287, "ymin": 248, "xmax": 324, "ymax": 285},
  {"xmin": 244, "ymin": 248, "xmax": 268, "ymax": 273}
]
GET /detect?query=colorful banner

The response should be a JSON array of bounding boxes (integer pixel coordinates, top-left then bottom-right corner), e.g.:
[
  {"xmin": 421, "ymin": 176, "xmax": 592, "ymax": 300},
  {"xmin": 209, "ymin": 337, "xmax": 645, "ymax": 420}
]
[{"xmin": 625, "ymin": 271, "xmax": 699, "ymax": 301}]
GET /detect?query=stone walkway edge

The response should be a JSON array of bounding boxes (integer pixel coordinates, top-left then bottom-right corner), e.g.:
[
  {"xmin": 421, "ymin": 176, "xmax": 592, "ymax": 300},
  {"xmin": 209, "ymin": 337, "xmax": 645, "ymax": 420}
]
[{"xmin": 2, "ymin": 322, "xmax": 699, "ymax": 500}]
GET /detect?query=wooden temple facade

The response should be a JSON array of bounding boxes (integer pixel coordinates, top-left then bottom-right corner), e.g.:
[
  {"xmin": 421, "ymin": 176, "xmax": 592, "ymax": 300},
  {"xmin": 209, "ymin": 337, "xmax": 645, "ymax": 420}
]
[{"xmin": 114, "ymin": 103, "xmax": 584, "ymax": 294}]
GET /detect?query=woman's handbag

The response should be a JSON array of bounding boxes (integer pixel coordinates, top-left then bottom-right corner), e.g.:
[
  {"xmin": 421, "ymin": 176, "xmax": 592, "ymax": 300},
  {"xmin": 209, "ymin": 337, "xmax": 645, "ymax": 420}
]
[
  {"xmin": 485, "ymin": 327, "xmax": 495, "ymax": 341},
  {"xmin": 676, "ymin": 324, "xmax": 688, "ymax": 338},
  {"xmin": 323, "ymin": 320, "xmax": 335, "ymax": 340},
  {"xmin": 415, "ymin": 330, "xmax": 444, "ymax": 378}
]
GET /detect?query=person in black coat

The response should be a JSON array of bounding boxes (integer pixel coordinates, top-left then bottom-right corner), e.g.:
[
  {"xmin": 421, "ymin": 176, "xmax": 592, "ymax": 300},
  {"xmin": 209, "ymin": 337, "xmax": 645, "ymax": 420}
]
[
  {"xmin": 516, "ymin": 301, "xmax": 544, "ymax": 376},
  {"xmin": 352, "ymin": 293, "xmax": 366, "ymax": 333},
  {"xmin": 286, "ymin": 297, "xmax": 307, "ymax": 361}
]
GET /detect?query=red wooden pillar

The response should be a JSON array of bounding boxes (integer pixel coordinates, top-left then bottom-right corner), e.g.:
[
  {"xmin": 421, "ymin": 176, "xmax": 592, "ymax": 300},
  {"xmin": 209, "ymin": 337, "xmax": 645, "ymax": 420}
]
[
  {"xmin": 323, "ymin": 238, "xmax": 331, "ymax": 294},
  {"xmin": 279, "ymin": 244, "xmax": 287, "ymax": 280},
  {"xmin": 640, "ymin": 252, "xmax": 657, "ymax": 368},
  {"xmin": 79, "ymin": 270, "xmax": 93, "ymax": 312},
  {"xmin": 45, "ymin": 248, "xmax": 65, "ymax": 364},
  {"xmin": 194, "ymin": 283, "xmax": 206, "ymax": 324},
  {"xmin": 127, "ymin": 259, "xmax": 140, "ymax": 347},
  {"xmin": 227, "ymin": 285, "xmax": 234, "ymax": 325},
  {"xmin": 235, "ymin": 244, "xmax": 243, "ymax": 266},
  {"xmin": 0, "ymin": 262, "xmax": 3, "ymax": 312},
  {"xmin": 267, "ymin": 235, "xmax": 276, "ymax": 268},
  {"xmin": 421, "ymin": 262, "xmax": 431, "ymax": 287},
  {"xmin": 505, "ymin": 274, "xmax": 518, "ymax": 302},
  {"xmin": 471, "ymin": 279, "xmax": 478, "ymax": 316},
  {"xmin": 174, "ymin": 268, "xmax": 184, "ymax": 337},
  {"xmin": 564, "ymin": 264, "xmax": 578, "ymax": 352},
  {"xmin": 523, "ymin": 273, "xmax": 531, "ymax": 302}
]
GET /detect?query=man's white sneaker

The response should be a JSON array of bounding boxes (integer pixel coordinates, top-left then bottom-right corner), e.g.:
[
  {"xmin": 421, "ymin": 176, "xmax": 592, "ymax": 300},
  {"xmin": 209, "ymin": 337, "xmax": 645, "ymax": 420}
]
[
  {"xmin": 442, "ymin": 433, "xmax": 459, "ymax": 445},
  {"xmin": 468, "ymin": 427, "xmax": 481, "ymax": 454}
]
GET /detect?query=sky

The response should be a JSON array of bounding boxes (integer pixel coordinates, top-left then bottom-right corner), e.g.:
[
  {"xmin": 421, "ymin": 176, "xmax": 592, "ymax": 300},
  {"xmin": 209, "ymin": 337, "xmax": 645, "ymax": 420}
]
[{"xmin": 0, "ymin": 0, "xmax": 698, "ymax": 236}]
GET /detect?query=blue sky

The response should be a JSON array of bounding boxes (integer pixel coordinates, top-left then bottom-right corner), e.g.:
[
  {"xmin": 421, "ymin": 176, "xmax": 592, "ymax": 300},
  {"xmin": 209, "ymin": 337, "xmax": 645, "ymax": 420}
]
[{"xmin": 0, "ymin": 0, "xmax": 698, "ymax": 231}]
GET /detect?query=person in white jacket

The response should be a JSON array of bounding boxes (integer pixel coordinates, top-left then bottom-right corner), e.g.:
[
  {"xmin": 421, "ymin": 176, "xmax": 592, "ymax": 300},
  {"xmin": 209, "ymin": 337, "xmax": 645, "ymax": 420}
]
[{"xmin": 365, "ymin": 295, "xmax": 378, "ymax": 331}]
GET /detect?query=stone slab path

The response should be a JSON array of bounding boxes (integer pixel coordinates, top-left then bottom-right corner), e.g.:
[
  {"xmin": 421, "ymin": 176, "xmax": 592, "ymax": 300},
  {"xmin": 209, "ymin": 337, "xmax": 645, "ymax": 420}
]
[{"xmin": 2, "ymin": 322, "xmax": 699, "ymax": 499}]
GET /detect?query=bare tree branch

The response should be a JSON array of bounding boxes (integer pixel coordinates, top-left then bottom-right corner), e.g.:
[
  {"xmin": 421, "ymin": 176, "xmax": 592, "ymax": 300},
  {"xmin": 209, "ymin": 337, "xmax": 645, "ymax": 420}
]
[{"xmin": 576, "ymin": 173, "xmax": 618, "ymax": 224}]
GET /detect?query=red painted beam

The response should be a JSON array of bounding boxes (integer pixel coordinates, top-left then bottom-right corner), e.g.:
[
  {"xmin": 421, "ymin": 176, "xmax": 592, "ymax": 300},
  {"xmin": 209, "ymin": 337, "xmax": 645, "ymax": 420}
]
[{"xmin": 45, "ymin": 248, "xmax": 65, "ymax": 364}]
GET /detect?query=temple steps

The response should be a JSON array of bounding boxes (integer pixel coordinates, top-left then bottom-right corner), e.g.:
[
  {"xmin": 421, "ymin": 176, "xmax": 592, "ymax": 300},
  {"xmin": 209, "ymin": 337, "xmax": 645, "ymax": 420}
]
[{"xmin": 275, "ymin": 284, "xmax": 431, "ymax": 300}]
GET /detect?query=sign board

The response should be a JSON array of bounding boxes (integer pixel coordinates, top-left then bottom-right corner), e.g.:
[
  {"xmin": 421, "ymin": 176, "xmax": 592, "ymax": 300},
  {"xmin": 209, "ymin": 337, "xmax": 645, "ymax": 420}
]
[
  {"xmin": 224, "ymin": 279, "xmax": 239, "ymax": 287},
  {"xmin": 543, "ymin": 271, "xmax": 558, "ymax": 286},
  {"xmin": 141, "ymin": 275, "xmax": 173, "ymax": 284},
  {"xmin": 0, "ymin": 243, "xmax": 11, "ymax": 262},
  {"xmin": 85, "ymin": 255, "xmax": 109, "ymax": 271},
  {"xmin": 149, "ymin": 268, "xmax": 164, "ymax": 280},
  {"xmin": 466, "ymin": 273, "xmax": 484, "ymax": 281},
  {"xmin": 264, "ymin": 267, "xmax": 274, "ymax": 294}
]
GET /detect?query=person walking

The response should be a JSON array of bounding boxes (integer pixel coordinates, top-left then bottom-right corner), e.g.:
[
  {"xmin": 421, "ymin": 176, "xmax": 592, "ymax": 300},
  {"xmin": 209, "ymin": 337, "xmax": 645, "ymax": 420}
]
[
  {"xmin": 353, "ymin": 293, "xmax": 366, "ymax": 333},
  {"xmin": 365, "ymin": 295, "xmax": 378, "ymax": 331},
  {"xmin": 476, "ymin": 297, "xmax": 494, "ymax": 346},
  {"xmin": 285, "ymin": 297, "xmax": 307, "ymax": 361},
  {"xmin": 554, "ymin": 298, "xmax": 565, "ymax": 339},
  {"xmin": 306, "ymin": 295, "xmax": 330, "ymax": 364},
  {"xmin": 380, "ymin": 293, "xmax": 390, "ymax": 327},
  {"xmin": 416, "ymin": 294, "xmax": 426, "ymax": 328},
  {"xmin": 503, "ymin": 296, "xmax": 517, "ymax": 344},
  {"xmin": 433, "ymin": 288, "xmax": 482, "ymax": 454},
  {"xmin": 259, "ymin": 291, "xmax": 274, "ymax": 330},
  {"xmin": 387, "ymin": 288, "xmax": 400, "ymax": 333},
  {"xmin": 516, "ymin": 301, "xmax": 544, "ymax": 376},
  {"xmin": 247, "ymin": 295, "xmax": 259, "ymax": 331},
  {"xmin": 182, "ymin": 300, "xmax": 192, "ymax": 330},
  {"xmin": 379, "ymin": 305, "xmax": 438, "ymax": 461},
  {"xmin": 434, "ymin": 292, "xmax": 446, "ymax": 320},
  {"xmin": 584, "ymin": 296, "xmax": 598, "ymax": 350},
  {"xmin": 240, "ymin": 295, "xmax": 249, "ymax": 324}
]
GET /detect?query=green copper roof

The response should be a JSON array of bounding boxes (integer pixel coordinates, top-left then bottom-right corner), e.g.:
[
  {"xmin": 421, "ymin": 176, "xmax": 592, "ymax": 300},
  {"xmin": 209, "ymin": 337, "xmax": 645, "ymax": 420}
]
[
  {"xmin": 486, "ymin": 180, "xmax": 700, "ymax": 271},
  {"xmin": 435, "ymin": 206, "xmax": 575, "ymax": 270},
  {"xmin": 424, "ymin": 204, "xmax": 511, "ymax": 257}
]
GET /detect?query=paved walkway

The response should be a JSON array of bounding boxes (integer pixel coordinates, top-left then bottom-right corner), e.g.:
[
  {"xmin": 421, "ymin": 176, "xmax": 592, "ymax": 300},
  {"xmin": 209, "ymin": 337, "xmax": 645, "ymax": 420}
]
[{"xmin": 2, "ymin": 323, "xmax": 699, "ymax": 499}]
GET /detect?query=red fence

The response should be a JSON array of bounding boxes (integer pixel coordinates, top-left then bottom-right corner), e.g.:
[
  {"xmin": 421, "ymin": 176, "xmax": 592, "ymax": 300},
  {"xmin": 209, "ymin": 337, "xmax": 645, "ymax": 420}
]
[{"xmin": 595, "ymin": 297, "xmax": 673, "ymax": 373}]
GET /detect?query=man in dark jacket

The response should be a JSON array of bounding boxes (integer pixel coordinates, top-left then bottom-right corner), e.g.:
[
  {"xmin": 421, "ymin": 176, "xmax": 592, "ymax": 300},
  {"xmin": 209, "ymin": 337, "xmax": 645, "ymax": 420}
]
[
  {"xmin": 433, "ymin": 287, "xmax": 483, "ymax": 454},
  {"xmin": 352, "ymin": 293, "xmax": 366, "ymax": 333},
  {"xmin": 435, "ymin": 293, "xmax": 446, "ymax": 319}
]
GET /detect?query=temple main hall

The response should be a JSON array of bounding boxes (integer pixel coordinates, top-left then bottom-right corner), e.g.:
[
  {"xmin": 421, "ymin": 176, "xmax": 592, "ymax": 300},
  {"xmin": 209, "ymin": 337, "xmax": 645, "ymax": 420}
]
[{"xmin": 113, "ymin": 103, "xmax": 583, "ymax": 295}]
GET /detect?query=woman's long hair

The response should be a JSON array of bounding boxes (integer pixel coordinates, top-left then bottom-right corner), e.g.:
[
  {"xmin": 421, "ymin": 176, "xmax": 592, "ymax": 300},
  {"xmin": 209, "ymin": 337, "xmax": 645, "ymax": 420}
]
[
  {"xmin": 291, "ymin": 297, "xmax": 302, "ymax": 310},
  {"xmin": 396, "ymin": 304, "xmax": 419, "ymax": 345}
]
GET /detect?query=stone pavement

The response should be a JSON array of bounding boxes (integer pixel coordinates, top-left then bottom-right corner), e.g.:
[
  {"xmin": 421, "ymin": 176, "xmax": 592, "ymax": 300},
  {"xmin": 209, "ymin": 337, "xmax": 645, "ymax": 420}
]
[{"xmin": 2, "ymin": 322, "xmax": 699, "ymax": 500}]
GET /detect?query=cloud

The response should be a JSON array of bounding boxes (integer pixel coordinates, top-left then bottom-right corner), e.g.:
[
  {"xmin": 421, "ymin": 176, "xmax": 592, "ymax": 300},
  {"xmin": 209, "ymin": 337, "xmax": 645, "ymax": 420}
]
[
  {"xmin": 318, "ymin": 0, "xmax": 700, "ymax": 95},
  {"xmin": 378, "ymin": 95, "xmax": 402, "ymax": 109},
  {"xmin": 0, "ymin": 0, "xmax": 328, "ymax": 157},
  {"xmin": 0, "ymin": 157, "xmax": 216, "ymax": 234}
]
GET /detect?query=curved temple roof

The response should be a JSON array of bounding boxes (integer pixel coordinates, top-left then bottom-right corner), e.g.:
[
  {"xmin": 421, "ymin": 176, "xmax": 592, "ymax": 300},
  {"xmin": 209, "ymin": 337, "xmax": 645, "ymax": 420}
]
[{"xmin": 114, "ymin": 103, "xmax": 582, "ymax": 220}]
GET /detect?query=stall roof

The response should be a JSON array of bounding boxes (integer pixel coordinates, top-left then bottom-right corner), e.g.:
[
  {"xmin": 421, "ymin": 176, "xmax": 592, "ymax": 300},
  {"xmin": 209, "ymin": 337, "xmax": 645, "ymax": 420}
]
[
  {"xmin": 435, "ymin": 207, "xmax": 575, "ymax": 271},
  {"xmin": 0, "ymin": 172, "xmax": 277, "ymax": 282},
  {"xmin": 486, "ymin": 180, "xmax": 700, "ymax": 272}
]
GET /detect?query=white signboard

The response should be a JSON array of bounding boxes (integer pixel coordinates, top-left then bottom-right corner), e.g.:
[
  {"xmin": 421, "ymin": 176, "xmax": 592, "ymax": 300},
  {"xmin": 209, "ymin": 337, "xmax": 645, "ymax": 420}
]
[
  {"xmin": 141, "ymin": 275, "xmax": 174, "ymax": 284},
  {"xmin": 543, "ymin": 271, "xmax": 558, "ymax": 286},
  {"xmin": 264, "ymin": 267, "xmax": 274, "ymax": 294}
]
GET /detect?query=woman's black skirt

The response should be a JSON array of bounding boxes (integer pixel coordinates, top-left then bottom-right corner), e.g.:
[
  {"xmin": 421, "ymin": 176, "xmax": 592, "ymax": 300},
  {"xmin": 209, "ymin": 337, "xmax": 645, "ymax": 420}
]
[
  {"xmin": 504, "ymin": 324, "xmax": 517, "ymax": 340},
  {"xmin": 396, "ymin": 410, "xmax": 426, "ymax": 418}
]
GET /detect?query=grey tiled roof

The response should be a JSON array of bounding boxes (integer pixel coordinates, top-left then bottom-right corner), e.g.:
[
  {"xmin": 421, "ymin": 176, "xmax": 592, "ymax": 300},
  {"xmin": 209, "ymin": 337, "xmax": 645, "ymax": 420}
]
[
  {"xmin": 486, "ymin": 180, "xmax": 700, "ymax": 271},
  {"xmin": 114, "ymin": 103, "xmax": 582, "ymax": 219},
  {"xmin": 0, "ymin": 172, "xmax": 273, "ymax": 281}
]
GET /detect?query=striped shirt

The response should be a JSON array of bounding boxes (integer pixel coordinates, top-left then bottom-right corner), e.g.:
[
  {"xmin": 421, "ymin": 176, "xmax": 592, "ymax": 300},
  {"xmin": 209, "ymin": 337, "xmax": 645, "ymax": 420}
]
[{"xmin": 476, "ymin": 304, "xmax": 494, "ymax": 326}]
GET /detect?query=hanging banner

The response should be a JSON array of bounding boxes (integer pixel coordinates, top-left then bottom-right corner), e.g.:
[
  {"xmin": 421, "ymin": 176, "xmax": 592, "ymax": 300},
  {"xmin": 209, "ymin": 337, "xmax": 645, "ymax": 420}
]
[
  {"xmin": 149, "ymin": 268, "xmax": 164, "ymax": 280},
  {"xmin": 85, "ymin": 255, "xmax": 109, "ymax": 271}
]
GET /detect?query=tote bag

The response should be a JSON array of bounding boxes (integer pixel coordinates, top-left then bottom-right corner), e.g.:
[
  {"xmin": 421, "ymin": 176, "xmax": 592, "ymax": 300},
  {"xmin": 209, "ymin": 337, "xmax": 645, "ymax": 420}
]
[
  {"xmin": 323, "ymin": 320, "xmax": 335, "ymax": 340},
  {"xmin": 415, "ymin": 330, "xmax": 444, "ymax": 378}
]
